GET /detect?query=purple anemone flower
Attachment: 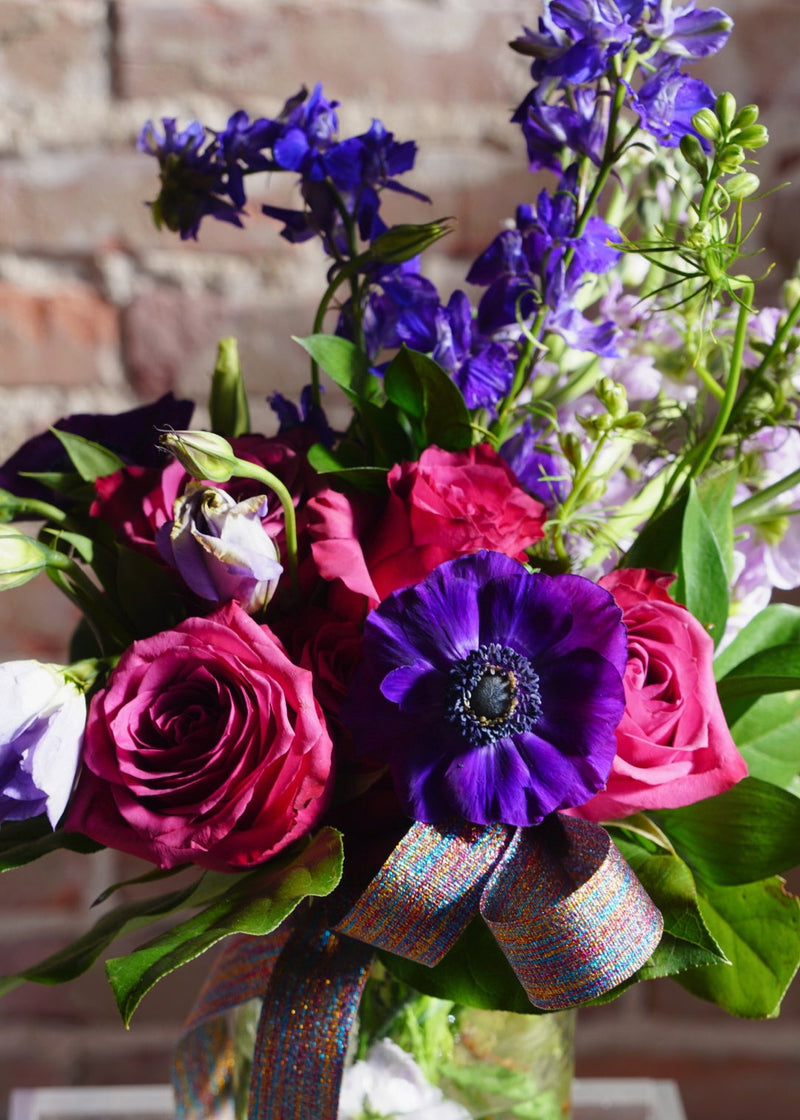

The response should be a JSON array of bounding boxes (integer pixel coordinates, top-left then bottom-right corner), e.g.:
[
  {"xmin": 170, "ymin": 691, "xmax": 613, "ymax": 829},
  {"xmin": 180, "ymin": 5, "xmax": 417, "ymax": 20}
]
[{"xmin": 341, "ymin": 550, "xmax": 627, "ymax": 827}]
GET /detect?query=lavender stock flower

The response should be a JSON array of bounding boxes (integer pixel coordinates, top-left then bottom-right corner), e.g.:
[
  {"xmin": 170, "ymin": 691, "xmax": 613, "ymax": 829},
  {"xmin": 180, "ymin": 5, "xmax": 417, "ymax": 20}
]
[{"xmin": 342, "ymin": 551, "xmax": 627, "ymax": 827}]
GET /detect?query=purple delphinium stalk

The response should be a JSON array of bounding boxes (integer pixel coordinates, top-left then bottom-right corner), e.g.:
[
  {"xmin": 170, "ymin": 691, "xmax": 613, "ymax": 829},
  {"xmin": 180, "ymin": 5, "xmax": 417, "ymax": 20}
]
[
  {"xmin": 466, "ymin": 172, "xmax": 620, "ymax": 355},
  {"xmin": 341, "ymin": 550, "xmax": 627, "ymax": 827},
  {"xmin": 431, "ymin": 290, "xmax": 515, "ymax": 413},
  {"xmin": 500, "ymin": 421, "xmax": 568, "ymax": 508}
]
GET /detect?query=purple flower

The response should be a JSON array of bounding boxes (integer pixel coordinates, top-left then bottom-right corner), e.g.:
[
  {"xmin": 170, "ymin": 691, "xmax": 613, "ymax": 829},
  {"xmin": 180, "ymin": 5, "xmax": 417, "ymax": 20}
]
[
  {"xmin": 515, "ymin": 86, "xmax": 607, "ymax": 174},
  {"xmin": 157, "ymin": 482, "xmax": 282, "ymax": 613},
  {"xmin": 337, "ymin": 261, "xmax": 440, "ymax": 361},
  {"xmin": 500, "ymin": 421, "xmax": 568, "ymax": 507},
  {"xmin": 342, "ymin": 550, "xmax": 627, "ymax": 827},
  {"xmin": 138, "ymin": 118, "xmax": 244, "ymax": 239},
  {"xmin": 0, "ymin": 660, "xmax": 85, "ymax": 827},
  {"xmin": 268, "ymin": 384, "xmax": 337, "ymax": 448},
  {"xmin": 432, "ymin": 291, "xmax": 515, "ymax": 412},
  {"xmin": 216, "ymin": 110, "xmax": 278, "ymax": 208},
  {"xmin": 0, "ymin": 393, "xmax": 194, "ymax": 505},
  {"xmin": 652, "ymin": 4, "xmax": 733, "ymax": 60},
  {"xmin": 628, "ymin": 59, "xmax": 716, "ymax": 147}
]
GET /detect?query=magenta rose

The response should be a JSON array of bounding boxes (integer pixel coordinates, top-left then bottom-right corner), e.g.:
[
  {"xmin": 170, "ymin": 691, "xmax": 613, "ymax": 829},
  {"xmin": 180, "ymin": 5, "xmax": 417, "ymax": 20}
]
[
  {"xmin": 574, "ymin": 568, "xmax": 747, "ymax": 820},
  {"xmin": 64, "ymin": 602, "xmax": 334, "ymax": 870},
  {"xmin": 308, "ymin": 443, "xmax": 546, "ymax": 607}
]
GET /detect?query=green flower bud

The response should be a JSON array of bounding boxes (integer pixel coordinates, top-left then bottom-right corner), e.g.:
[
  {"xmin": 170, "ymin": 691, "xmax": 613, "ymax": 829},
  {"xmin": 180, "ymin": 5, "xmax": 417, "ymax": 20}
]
[
  {"xmin": 370, "ymin": 218, "xmax": 454, "ymax": 265},
  {"xmin": 733, "ymin": 124, "xmax": 769, "ymax": 150},
  {"xmin": 716, "ymin": 92, "xmax": 737, "ymax": 131},
  {"xmin": 0, "ymin": 526, "xmax": 52, "ymax": 591},
  {"xmin": 559, "ymin": 432, "xmax": 583, "ymax": 469},
  {"xmin": 717, "ymin": 147, "xmax": 744, "ymax": 174},
  {"xmin": 783, "ymin": 277, "xmax": 800, "ymax": 311},
  {"xmin": 725, "ymin": 171, "xmax": 760, "ymax": 199},
  {"xmin": 581, "ymin": 479, "xmax": 606, "ymax": 504},
  {"xmin": 617, "ymin": 411, "xmax": 647, "ymax": 430},
  {"xmin": 680, "ymin": 133, "xmax": 708, "ymax": 177},
  {"xmin": 210, "ymin": 337, "xmax": 251, "ymax": 439},
  {"xmin": 596, "ymin": 377, "xmax": 628, "ymax": 419},
  {"xmin": 732, "ymin": 104, "xmax": 760, "ymax": 130},
  {"xmin": 691, "ymin": 108, "xmax": 721, "ymax": 142},
  {"xmin": 160, "ymin": 430, "xmax": 238, "ymax": 482}
]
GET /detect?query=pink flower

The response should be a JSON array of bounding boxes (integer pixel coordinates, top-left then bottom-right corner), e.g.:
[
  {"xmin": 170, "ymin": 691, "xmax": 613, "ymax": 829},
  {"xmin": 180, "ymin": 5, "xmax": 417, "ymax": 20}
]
[
  {"xmin": 64, "ymin": 602, "xmax": 334, "ymax": 870},
  {"xmin": 308, "ymin": 444, "xmax": 546, "ymax": 607},
  {"xmin": 575, "ymin": 569, "xmax": 747, "ymax": 820}
]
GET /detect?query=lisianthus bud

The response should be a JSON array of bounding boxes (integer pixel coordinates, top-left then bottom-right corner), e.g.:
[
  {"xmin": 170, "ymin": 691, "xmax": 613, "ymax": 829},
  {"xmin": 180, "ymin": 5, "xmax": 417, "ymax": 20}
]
[
  {"xmin": 160, "ymin": 430, "xmax": 238, "ymax": 481},
  {"xmin": 158, "ymin": 481, "xmax": 283, "ymax": 612},
  {"xmin": 0, "ymin": 526, "xmax": 52, "ymax": 590},
  {"xmin": 0, "ymin": 660, "xmax": 86, "ymax": 827}
]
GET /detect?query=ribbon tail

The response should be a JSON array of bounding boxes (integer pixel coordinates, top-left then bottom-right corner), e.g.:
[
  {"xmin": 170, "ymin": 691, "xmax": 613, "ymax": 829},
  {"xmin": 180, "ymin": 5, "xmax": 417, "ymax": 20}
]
[
  {"xmin": 481, "ymin": 815, "xmax": 664, "ymax": 1009},
  {"xmin": 174, "ymin": 930, "xmax": 290, "ymax": 1120},
  {"xmin": 248, "ymin": 903, "xmax": 374, "ymax": 1120}
]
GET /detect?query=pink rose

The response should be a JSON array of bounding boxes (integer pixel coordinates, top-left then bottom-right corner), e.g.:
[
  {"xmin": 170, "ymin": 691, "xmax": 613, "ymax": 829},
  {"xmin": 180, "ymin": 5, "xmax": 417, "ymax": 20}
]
[
  {"xmin": 64, "ymin": 602, "xmax": 334, "ymax": 870},
  {"xmin": 574, "ymin": 568, "xmax": 747, "ymax": 820},
  {"xmin": 308, "ymin": 444, "xmax": 546, "ymax": 606}
]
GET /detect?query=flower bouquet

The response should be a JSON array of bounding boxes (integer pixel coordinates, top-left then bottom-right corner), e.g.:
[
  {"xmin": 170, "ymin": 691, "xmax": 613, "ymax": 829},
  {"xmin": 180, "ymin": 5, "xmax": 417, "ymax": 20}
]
[{"xmin": 2, "ymin": 2, "xmax": 800, "ymax": 1118}]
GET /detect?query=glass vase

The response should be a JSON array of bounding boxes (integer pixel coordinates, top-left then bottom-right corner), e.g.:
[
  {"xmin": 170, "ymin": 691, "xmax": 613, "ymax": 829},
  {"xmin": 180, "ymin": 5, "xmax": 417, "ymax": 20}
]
[{"xmin": 232, "ymin": 960, "xmax": 576, "ymax": 1120}]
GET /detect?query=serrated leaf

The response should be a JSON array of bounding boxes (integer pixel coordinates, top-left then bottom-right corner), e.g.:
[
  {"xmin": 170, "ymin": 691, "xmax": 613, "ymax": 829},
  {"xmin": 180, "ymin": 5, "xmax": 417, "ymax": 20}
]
[
  {"xmin": 676, "ymin": 876, "xmax": 800, "ymax": 1017},
  {"xmin": 106, "ymin": 827, "xmax": 343, "ymax": 1025},
  {"xmin": 730, "ymin": 691, "xmax": 800, "ymax": 793},
  {"xmin": 383, "ymin": 347, "xmax": 473, "ymax": 452},
  {"xmin": 51, "ymin": 429, "xmax": 124, "ymax": 483},
  {"xmin": 652, "ymin": 777, "xmax": 800, "ymax": 885},
  {"xmin": 584, "ymin": 933, "xmax": 726, "ymax": 1006},
  {"xmin": 0, "ymin": 873, "xmax": 205, "ymax": 997},
  {"xmin": 673, "ymin": 480, "xmax": 729, "ymax": 646}
]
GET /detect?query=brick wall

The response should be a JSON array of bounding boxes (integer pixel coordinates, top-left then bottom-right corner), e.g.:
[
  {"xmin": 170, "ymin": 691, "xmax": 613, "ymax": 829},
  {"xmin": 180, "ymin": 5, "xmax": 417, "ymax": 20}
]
[{"xmin": 0, "ymin": 2, "xmax": 799, "ymax": 1118}]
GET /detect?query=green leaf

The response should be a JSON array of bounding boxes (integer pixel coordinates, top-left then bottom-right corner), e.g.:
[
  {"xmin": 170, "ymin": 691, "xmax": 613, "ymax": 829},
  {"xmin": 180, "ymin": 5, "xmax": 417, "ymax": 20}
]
[
  {"xmin": 673, "ymin": 480, "xmax": 729, "ymax": 646},
  {"xmin": 0, "ymin": 820, "xmax": 103, "ymax": 871},
  {"xmin": 294, "ymin": 334, "xmax": 372, "ymax": 398},
  {"xmin": 623, "ymin": 490, "xmax": 687, "ymax": 572},
  {"xmin": 18, "ymin": 471, "xmax": 94, "ymax": 501},
  {"xmin": 210, "ymin": 337, "xmax": 250, "ymax": 438},
  {"xmin": 40, "ymin": 527, "xmax": 95, "ymax": 564},
  {"xmin": 384, "ymin": 347, "xmax": 473, "ymax": 452},
  {"xmin": 697, "ymin": 463, "xmax": 738, "ymax": 581},
  {"xmin": 50, "ymin": 429, "xmax": 124, "ymax": 483},
  {"xmin": 714, "ymin": 602, "xmax": 800, "ymax": 681},
  {"xmin": 381, "ymin": 917, "xmax": 539, "ymax": 1015},
  {"xmin": 611, "ymin": 831, "xmax": 726, "ymax": 960},
  {"xmin": 676, "ymin": 876, "xmax": 800, "ymax": 1017},
  {"xmin": 306, "ymin": 444, "xmax": 388, "ymax": 493},
  {"xmin": 730, "ymin": 691, "xmax": 800, "ymax": 792},
  {"xmin": 106, "ymin": 827, "xmax": 343, "ymax": 1025},
  {"xmin": 92, "ymin": 864, "xmax": 192, "ymax": 908},
  {"xmin": 652, "ymin": 777, "xmax": 800, "ymax": 885},
  {"xmin": 716, "ymin": 644, "xmax": 800, "ymax": 701},
  {"xmin": 0, "ymin": 873, "xmax": 205, "ymax": 997}
]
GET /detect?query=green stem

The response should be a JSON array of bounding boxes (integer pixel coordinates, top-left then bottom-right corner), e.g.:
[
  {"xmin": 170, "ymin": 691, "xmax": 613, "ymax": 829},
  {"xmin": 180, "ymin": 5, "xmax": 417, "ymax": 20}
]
[
  {"xmin": 728, "ymin": 294, "xmax": 800, "ymax": 426},
  {"xmin": 733, "ymin": 466, "xmax": 800, "ymax": 526},
  {"xmin": 230, "ymin": 461, "xmax": 300, "ymax": 593}
]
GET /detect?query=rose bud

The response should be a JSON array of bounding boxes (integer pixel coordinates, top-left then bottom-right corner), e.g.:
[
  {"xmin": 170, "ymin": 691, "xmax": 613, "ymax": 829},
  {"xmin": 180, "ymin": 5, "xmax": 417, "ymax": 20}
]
[{"xmin": 158, "ymin": 481, "xmax": 282, "ymax": 613}]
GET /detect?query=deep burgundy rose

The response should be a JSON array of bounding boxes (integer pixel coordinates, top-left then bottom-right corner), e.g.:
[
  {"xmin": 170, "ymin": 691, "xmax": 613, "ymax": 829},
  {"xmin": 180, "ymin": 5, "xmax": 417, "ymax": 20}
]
[
  {"xmin": 574, "ymin": 568, "xmax": 747, "ymax": 819},
  {"xmin": 64, "ymin": 602, "xmax": 334, "ymax": 870},
  {"xmin": 308, "ymin": 443, "xmax": 546, "ymax": 608}
]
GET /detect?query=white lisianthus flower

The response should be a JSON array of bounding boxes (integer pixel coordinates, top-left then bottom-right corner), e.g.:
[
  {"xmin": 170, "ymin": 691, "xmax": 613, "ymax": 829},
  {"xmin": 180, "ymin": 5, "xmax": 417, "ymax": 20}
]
[
  {"xmin": 0, "ymin": 660, "xmax": 86, "ymax": 827},
  {"xmin": 338, "ymin": 1039, "xmax": 469, "ymax": 1120}
]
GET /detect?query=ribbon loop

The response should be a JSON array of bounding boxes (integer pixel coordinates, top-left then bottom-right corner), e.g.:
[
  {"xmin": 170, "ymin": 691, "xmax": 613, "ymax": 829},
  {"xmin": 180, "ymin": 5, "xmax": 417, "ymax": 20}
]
[{"xmin": 480, "ymin": 816, "xmax": 663, "ymax": 1009}]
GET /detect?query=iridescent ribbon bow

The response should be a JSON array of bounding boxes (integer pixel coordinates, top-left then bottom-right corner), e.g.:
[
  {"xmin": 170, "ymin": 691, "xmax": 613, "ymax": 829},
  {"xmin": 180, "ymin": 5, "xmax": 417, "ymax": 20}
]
[{"xmin": 174, "ymin": 815, "xmax": 662, "ymax": 1120}]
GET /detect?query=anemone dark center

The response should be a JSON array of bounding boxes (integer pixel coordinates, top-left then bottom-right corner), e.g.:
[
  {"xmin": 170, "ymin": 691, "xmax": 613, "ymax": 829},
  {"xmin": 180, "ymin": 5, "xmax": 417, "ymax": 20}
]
[{"xmin": 445, "ymin": 643, "xmax": 541, "ymax": 747}]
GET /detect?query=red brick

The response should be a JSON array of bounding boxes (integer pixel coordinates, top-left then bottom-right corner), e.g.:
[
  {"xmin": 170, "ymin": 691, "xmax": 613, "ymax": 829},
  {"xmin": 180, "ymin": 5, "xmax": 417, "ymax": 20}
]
[
  {"xmin": 115, "ymin": 2, "xmax": 530, "ymax": 106},
  {"xmin": 0, "ymin": 282, "xmax": 119, "ymax": 388},
  {"xmin": 0, "ymin": 1, "xmax": 110, "ymax": 147}
]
